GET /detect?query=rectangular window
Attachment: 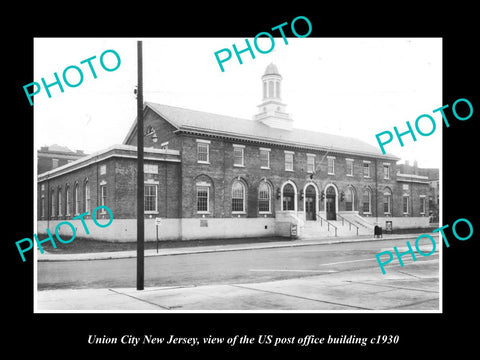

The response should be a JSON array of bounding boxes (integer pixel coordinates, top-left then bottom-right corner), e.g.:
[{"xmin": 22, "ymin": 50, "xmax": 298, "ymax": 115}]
[
  {"xmin": 383, "ymin": 164, "xmax": 390, "ymax": 179},
  {"xmin": 52, "ymin": 158, "xmax": 59, "ymax": 169},
  {"xmin": 233, "ymin": 145, "xmax": 245, "ymax": 167},
  {"xmin": 197, "ymin": 140, "xmax": 210, "ymax": 163},
  {"xmin": 363, "ymin": 161, "xmax": 370, "ymax": 177},
  {"xmin": 403, "ymin": 184, "xmax": 409, "ymax": 191},
  {"xmin": 346, "ymin": 159, "xmax": 354, "ymax": 176},
  {"xmin": 327, "ymin": 156, "xmax": 335, "ymax": 175},
  {"xmin": 100, "ymin": 164, "xmax": 107, "ymax": 175},
  {"xmin": 420, "ymin": 196, "xmax": 426, "ymax": 214},
  {"xmin": 285, "ymin": 151, "xmax": 294, "ymax": 171},
  {"xmin": 144, "ymin": 184, "xmax": 158, "ymax": 213},
  {"xmin": 403, "ymin": 196, "xmax": 409, "ymax": 214},
  {"xmin": 260, "ymin": 148, "xmax": 270, "ymax": 169},
  {"xmin": 196, "ymin": 186, "xmax": 209, "ymax": 213},
  {"xmin": 100, "ymin": 185, "xmax": 107, "ymax": 212},
  {"xmin": 307, "ymin": 154, "xmax": 315, "ymax": 173},
  {"xmin": 144, "ymin": 163, "xmax": 158, "ymax": 174}
]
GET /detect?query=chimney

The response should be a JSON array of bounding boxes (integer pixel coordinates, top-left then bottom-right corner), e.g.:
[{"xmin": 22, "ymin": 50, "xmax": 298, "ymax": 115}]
[{"xmin": 414, "ymin": 160, "xmax": 418, "ymax": 175}]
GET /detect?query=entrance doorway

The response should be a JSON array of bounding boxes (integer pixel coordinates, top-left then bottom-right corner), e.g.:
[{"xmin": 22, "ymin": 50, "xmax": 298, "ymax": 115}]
[
  {"xmin": 282, "ymin": 183, "xmax": 296, "ymax": 211},
  {"xmin": 326, "ymin": 186, "xmax": 336, "ymax": 220},
  {"xmin": 305, "ymin": 185, "xmax": 316, "ymax": 220}
]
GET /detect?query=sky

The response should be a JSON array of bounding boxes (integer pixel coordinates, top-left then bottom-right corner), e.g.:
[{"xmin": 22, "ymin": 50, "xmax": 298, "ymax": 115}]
[{"xmin": 34, "ymin": 37, "xmax": 442, "ymax": 168}]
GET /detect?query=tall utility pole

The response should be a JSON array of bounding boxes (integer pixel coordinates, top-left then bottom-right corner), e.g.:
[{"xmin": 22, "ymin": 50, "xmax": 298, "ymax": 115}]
[{"xmin": 136, "ymin": 40, "xmax": 144, "ymax": 291}]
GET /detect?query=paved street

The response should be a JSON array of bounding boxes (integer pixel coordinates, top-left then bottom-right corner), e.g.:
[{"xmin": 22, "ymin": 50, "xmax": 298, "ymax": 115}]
[{"xmin": 36, "ymin": 236, "xmax": 440, "ymax": 311}]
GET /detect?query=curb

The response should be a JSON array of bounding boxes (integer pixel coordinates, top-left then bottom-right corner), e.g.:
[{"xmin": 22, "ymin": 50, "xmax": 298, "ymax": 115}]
[{"xmin": 37, "ymin": 234, "xmax": 419, "ymax": 262}]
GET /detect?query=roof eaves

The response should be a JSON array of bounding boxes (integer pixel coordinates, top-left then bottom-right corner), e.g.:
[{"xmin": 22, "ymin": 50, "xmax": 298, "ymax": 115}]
[{"xmin": 177, "ymin": 126, "xmax": 400, "ymax": 161}]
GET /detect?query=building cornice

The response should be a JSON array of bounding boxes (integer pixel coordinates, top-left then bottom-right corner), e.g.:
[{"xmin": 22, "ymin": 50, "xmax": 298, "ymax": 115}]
[{"xmin": 38, "ymin": 144, "xmax": 180, "ymax": 182}]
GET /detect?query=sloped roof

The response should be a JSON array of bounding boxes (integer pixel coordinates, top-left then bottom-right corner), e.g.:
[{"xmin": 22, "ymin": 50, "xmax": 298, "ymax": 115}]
[{"xmin": 125, "ymin": 102, "xmax": 399, "ymax": 160}]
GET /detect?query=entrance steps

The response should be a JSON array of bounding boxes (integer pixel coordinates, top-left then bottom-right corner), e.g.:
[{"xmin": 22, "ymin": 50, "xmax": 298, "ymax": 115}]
[
  {"xmin": 337, "ymin": 212, "xmax": 374, "ymax": 235},
  {"xmin": 300, "ymin": 213, "xmax": 374, "ymax": 239}
]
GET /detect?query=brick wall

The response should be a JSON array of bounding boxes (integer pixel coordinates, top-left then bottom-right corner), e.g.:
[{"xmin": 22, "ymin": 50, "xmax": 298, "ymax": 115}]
[
  {"xmin": 126, "ymin": 107, "xmax": 183, "ymax": 151},
  {"xmin": 37, "ymin": 153, "xmax": 181, "ymax": 223},
  {"xmin": 178, "ymin": 133, "xmax": 410, "ymax": 219},
  {"xmin": 37, "ymin": 157, "xmax": 117, "ymax": 222}
]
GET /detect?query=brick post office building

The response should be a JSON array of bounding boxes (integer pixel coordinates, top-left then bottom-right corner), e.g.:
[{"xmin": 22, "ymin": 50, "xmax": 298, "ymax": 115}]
[{"xmin": 37, "ymin": 64, "xmax": 433, "ymax": 242}]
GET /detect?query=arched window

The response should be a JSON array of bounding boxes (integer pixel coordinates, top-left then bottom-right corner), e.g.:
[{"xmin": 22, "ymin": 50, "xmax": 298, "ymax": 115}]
[
  {"xmin": 268, "ymin": 81, "xmax": 274, "ymax": 98},
  {"xmin": 345, "ymin": 186, "xmax": 354, "ymax": 211},
  {"xmin": 84, "ymin": 179, "xmax": 90, "ymax": 213},
  {"xmin": 74, "ymin": 183, "xmax": 80, "ymax": 215},
  {"xmin": 282, "ymin": 183, "xmax": 295, "ymax": 211},
  {"xmin": 65, "ymin": 184, "xmax": 71, "ymax": 216},
  {"xmin": 51, "ymin": 189, "xmax": 55, "ymax": 218},
  {"xmin": 58, "ymin": 187, "xmax": 62, "ymax": 216},
  {"xmin": 232, "ymin": 180, "xmax": 245, "ymax": 213},
  {"xmin": 384, "ymin": 188, "xmax": 392, "ymax": 215},
  {"xmin": 258, "ymin": 182, "xmax": 271, "ymax": 213},
  {"xmin": 362, "ymin": 188, "xmax": 371, "ymax": 214}
]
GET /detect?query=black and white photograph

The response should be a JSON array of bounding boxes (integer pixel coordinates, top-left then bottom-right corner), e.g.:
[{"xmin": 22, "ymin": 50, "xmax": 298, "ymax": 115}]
[
  {"xmin": 33, "ymin": 37, "xmax": 442, "ymax": 312},
  {"xmin": 7, "ymin": 7, "xmax": 478, "ymax": 356}
]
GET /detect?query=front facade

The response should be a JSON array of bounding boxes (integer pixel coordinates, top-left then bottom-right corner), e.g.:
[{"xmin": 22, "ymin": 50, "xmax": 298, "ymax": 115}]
[{"xmin": 37, "ymin": 64, "xmax": 433, "ymax": 241}]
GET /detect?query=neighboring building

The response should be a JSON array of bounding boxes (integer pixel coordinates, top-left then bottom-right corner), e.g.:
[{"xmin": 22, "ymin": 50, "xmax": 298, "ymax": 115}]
[
  {"xmin": 37, "ymin": 64, "xmax": 435, "ymax": 242},
  {"xmin": 38, "ymin": 144, "xmax": 87, "ymax": 174},
  {"xmin": 398, "ymin": 161, "xmax": 440, "ymax": 223}
]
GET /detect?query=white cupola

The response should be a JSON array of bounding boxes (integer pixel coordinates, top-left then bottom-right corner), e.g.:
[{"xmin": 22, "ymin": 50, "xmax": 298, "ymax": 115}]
[{"xmin": 254, "ymin": 63, "xmax": 293, "ymax": 130}]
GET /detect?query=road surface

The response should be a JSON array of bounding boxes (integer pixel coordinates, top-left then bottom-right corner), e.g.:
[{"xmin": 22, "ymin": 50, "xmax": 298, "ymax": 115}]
[{"xmin": 37, "ymin": 237, "xmax": 439, "ymax": 290}]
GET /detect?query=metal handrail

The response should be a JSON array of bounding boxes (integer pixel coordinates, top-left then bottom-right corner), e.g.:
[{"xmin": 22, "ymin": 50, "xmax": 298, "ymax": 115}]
[
  {"xmin": 336, "ymin": 213, "xmax": 359, "ymax": 236},
  {"xmin": 316, "ymin": 213, "xmax": 337, "ymax": 237}
]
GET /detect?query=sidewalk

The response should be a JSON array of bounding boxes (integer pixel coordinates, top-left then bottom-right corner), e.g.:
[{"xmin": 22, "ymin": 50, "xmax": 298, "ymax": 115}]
[
  {"xmin": 36, "ymin": 256, "xmax": 440, "ymax": 311},
  {"xmin": 37, "ymin": 233, "xmax": 419, "ymax": 262}
]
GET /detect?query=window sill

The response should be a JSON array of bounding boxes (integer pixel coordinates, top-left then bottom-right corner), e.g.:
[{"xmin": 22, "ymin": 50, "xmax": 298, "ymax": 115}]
[
  {"xmin": 285, "ymin": 169, "xmax": 294, "ymax": 172},
  {"xmin": 197, "ymin": 211, "xmax": 210, "ymax": 215},
  {"xmin": 145, "ymin": 211, "xmax": 159, "ymax": 214},
  {"xmin": 197, "ymin": 161, "xmax": 210, "ymax": 165},
  {"xmin": 232, "ymin": 211, "xmax": 246, "ymax": 215},
  {"xmin": 328, "ymin": 172, "xmax": 335, "ymax": 176},
  {"xmin": 233, "ymin": 164, "xmax": 245, "ymax": 167},
  {"xmin": 346, "ymin": 174, "xmax": 353, "ymax": 177}
]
